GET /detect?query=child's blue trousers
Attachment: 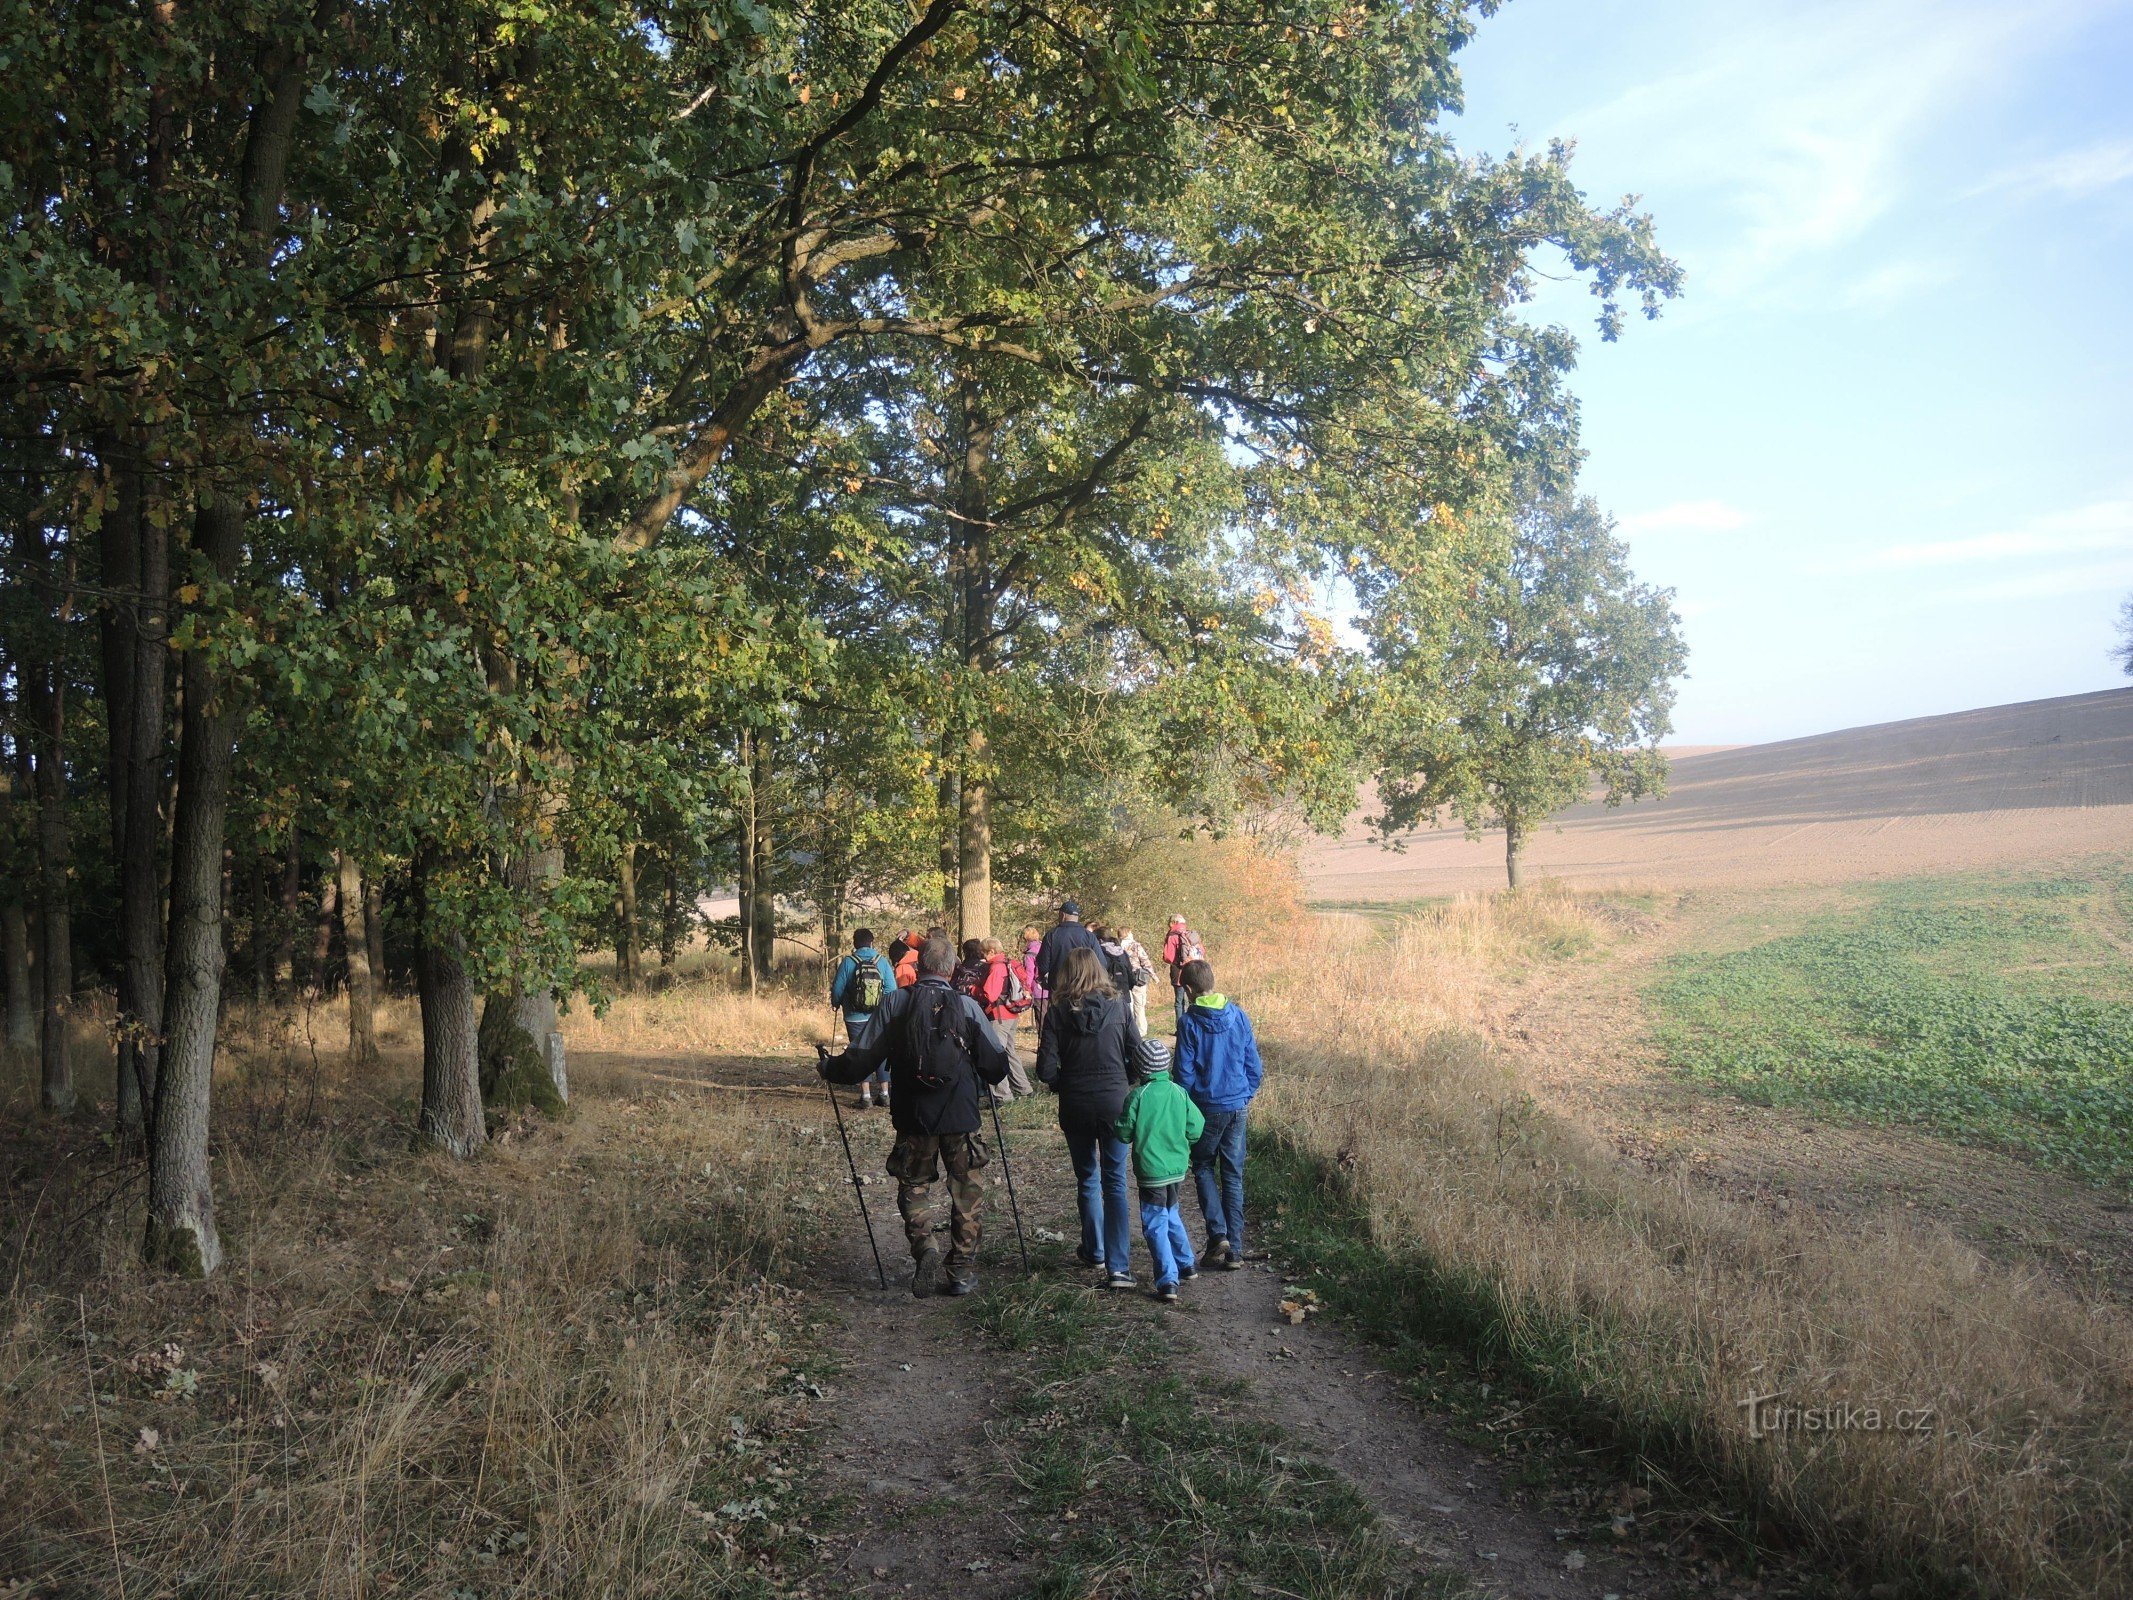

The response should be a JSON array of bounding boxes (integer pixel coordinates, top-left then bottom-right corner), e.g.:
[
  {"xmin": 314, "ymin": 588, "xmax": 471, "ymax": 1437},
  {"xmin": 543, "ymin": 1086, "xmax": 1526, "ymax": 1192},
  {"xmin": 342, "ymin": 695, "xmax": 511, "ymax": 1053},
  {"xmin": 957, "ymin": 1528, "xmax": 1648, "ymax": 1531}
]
[{"xmin": 1138, "ymin": 1182, "xmax": 1197, "ymax": 1288}]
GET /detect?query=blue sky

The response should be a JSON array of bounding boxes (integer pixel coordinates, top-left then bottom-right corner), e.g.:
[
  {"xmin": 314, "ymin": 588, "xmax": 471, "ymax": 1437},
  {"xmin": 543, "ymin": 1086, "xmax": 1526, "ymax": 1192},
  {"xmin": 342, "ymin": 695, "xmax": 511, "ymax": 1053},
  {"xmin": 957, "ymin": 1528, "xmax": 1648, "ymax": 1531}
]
[{"xmin": 1450, "ymin": 0, "xmax": 2133, "ymax": 744}]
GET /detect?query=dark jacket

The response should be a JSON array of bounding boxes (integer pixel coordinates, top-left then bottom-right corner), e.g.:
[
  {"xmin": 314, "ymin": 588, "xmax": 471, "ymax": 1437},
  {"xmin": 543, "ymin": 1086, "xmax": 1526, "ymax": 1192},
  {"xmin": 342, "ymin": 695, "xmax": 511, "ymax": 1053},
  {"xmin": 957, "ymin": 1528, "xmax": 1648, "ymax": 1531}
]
[
  {"xmin": 1173, "ymin": 993, "xmax": 1264, "ymax": 1114},
  {"xmin": 1035, "ymin": 992, "xmax": 1145, "ymax": 1135},
  {"xmin": 824, "ymin": 976, "xmax": 1008, "ymax": 1135},
  {"xmin": 1036, "ymin": 917, "xmax": 1102, "ymax": 990},
  {"xmin": 1097, "ymin": 938, "xmax": 1143, "ymax": 997}
]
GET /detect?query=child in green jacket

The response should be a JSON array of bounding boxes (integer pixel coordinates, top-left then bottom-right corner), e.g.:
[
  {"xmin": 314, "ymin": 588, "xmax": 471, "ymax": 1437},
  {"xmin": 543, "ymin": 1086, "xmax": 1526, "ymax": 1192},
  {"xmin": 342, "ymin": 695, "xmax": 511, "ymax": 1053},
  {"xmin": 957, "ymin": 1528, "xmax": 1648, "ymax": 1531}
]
[{"xmin": 1113, "ymin": 1038, "xmax": 1207, "ymax": 1302}]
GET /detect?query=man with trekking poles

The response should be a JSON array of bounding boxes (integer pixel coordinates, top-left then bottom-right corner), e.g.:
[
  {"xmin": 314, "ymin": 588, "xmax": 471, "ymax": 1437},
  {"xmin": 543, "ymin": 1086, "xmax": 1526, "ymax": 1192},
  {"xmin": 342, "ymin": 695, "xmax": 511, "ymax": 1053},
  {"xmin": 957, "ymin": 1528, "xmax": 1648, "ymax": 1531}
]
[{"xmin": 817, "ymin": 934, "xmax": 1017, "ymax": 1297}]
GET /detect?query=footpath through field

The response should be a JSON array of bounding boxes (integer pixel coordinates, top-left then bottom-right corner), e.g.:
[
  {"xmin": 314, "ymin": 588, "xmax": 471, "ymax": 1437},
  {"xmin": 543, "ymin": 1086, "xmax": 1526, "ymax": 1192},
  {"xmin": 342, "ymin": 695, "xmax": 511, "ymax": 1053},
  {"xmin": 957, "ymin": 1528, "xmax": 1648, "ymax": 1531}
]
[{"xmin": 681, "ymin": 1055, "xmax": 1732, "ymax": 1600}]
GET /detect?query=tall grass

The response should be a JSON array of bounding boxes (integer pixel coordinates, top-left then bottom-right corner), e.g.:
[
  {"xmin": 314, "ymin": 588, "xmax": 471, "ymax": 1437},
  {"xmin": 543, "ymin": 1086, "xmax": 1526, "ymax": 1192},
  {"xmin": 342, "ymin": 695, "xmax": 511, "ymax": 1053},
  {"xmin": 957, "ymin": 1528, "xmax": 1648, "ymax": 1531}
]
[
  {"xmin": 1246, "ymin": 886, "xmax": 2133, "ymax": 1598},
  {"xmin": 0, "ymin": 999, "xmax": 815, "ymax": 1597}
]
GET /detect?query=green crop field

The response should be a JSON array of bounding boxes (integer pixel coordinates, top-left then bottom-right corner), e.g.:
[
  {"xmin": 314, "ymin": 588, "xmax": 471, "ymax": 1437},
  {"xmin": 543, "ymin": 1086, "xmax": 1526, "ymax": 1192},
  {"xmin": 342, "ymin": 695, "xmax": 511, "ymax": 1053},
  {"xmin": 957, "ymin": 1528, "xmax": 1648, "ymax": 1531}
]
[{"xmin": 1649, "ymin": 870, "xmax": 2133, "ymax": 1186}]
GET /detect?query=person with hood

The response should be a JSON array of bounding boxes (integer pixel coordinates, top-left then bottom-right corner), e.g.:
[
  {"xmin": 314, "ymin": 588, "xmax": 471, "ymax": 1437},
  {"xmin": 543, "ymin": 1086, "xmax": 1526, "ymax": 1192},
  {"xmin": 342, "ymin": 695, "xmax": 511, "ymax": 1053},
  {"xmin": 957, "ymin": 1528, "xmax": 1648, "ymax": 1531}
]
[
  {"xmin": 1035, "ymin": 899, "xmax": 1102, "ymax": 992},
  {"xmin": 1035, "ymin": 945, "xmax": 1146, "ymax": 1289},
  {"xmin": 829, "ymin": 927, "xmax": 898, "ymax": 1109},
  {"xmin": 890, "ymin": 929, "xmax": 922, "ymax": 987},
  {"xmin": 1093, "ymin": 924, "xmax": 1143, "ymax": 1006},
  {"xmin": 818, "ymin": 935, "xmax": 1009, "ymax": 1297},
  {"xmin": 1118, "ymin": 927, "xmax": 1157, "ymax": 1034},
  {"xmin": 1172, "ymin": 958, "xmax": 1264, "ymax": 1271},
  {"xmin": 1160, "ymin": 916, "xmax": 1205, "ymax": 1025},
  {"xmin": 1113, "ymin": 1037, "xmax": 1205, "ymax": 1303}
]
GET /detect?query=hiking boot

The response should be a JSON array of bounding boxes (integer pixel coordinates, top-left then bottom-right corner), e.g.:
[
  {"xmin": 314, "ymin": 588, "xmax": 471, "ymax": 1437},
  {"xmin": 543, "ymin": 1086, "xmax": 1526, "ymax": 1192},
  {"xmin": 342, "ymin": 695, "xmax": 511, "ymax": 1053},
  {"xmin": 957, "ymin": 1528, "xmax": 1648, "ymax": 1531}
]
[
  {"xmin": 912, "ymin": 1244, "xmax": 943, "ymax": 1298},
  {"xmin": 1156, "ymin": 1282, "xmax": 1179, "ymax": 1304},
  {"xmin": 944, "ymin": 1267, "xmax": 978, "ymax": 1297},
  {"xmin": 1204, "ymin": 1238, "xmax": 1232, "ymax": 1268},
  {"xmin": 1107, "ymin": 1271, "xmax": 1135, "ymax": 1292},
  {"xmin": 1215, "ymin": 1251, "xmax": 1243, "ymax": 1271},
  {"xmin": 857, "ymin": 1088, "xmax": 872, "ymax": 1109}
]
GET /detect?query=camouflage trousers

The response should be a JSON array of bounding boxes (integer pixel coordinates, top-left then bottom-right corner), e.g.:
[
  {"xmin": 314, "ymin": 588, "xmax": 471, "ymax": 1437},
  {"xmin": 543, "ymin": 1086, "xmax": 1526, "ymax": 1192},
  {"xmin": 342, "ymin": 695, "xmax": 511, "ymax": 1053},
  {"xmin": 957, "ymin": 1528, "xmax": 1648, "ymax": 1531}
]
[{"xmin": 886, "ymin": 1132, "xmax": 986, "ymax": 1268}]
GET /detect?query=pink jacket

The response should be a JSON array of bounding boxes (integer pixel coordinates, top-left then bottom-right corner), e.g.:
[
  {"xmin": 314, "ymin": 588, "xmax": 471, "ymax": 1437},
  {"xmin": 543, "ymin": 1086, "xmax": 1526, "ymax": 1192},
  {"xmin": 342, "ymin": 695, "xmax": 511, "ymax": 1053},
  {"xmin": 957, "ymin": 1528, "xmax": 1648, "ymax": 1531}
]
[{"xmin": 1020, "ymin": 938, "xmax": 1046, "ymax": 1000}]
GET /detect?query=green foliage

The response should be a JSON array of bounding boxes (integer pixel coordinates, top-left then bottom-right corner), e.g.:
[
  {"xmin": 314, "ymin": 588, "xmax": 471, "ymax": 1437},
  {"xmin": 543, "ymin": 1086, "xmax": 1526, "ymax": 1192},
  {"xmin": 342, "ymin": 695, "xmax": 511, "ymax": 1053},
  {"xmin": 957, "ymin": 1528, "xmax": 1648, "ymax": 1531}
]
[
  {"xmin": 1651, "ymin": 874, "xmax": 2133, "ymax": 1186},
  {"xmin": 1371, "ymin": 482, "xmax": 1687, "ymax": 881}
]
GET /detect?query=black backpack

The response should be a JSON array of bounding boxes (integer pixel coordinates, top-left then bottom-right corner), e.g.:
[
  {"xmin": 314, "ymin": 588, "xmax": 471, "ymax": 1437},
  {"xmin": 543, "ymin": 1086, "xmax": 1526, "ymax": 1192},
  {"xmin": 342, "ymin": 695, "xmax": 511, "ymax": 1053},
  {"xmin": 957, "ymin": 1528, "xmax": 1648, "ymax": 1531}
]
[{"xmin": 905, "ymin": 984, "xmax": 975, "ymax": 1090}]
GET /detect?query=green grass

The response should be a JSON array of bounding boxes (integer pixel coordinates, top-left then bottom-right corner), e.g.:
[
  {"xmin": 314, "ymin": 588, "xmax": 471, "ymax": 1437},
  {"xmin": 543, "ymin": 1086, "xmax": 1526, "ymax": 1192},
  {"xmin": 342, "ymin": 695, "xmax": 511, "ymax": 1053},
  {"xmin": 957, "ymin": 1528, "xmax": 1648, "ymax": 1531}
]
[
  {"xmin": 1650, "ymin": 872, "xmax": 2133, "ymax": 1185},
  {"xmin": 960, "ymin": 1247, "xmax": 1449, "ymax": 1599}
]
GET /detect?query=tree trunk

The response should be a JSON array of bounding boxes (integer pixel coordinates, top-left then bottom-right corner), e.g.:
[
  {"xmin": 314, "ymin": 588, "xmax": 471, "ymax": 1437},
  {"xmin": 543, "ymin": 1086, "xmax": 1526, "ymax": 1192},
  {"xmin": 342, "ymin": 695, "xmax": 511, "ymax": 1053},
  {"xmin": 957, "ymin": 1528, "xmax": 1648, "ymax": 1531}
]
[
  {"xmin": 937, "ymin": 766, "xmax": 960, "ymax": 929},
  {"xmin": 951, "ymin": 370, "xmax": 996, "ymax": 943},
  {"xmin": 415, "ymin": 854, "xmax": 485, "ymax": 1156},
  {"xmin": 1504, "ymin": 809, "xmax": 1524, "ymax": 892},
  {"xmin": 2, "ymin": 899, "xmax": 33, "ymax": 1056},
  {"xmin": 364, "ymin": 874, "xmax": 387, "ymax": 996},
  {"xmin": 32, "ymin": 694, "xmax": 74, "ymax": 1116},
  {"xmin": 337, "ymin": 852, "xmax": 377, "ymax": 1062},
  {"xmin": 108, "ymin": 450, "xmax": 168, "ymax": 1135},
  {"xmin": 100, "ymin": 442, "xmax": 144, "ymax": 1130},
  {"xmin": 736, "ymin": 732, "xmax": 757, "ymax": 992},
  {"xmin": 958, "ymin": 746, "xmax": 992, "ymax": 945},
  {"xmin": 615, "ymin": 840, "xmax": 638, "ymax": 992},
  {"xmin": 310, "ymin": 859, "xmax": 338, "ymax": 996},
  {"xmin": 659, "ymin": 858, "xmax": 680, "ymax": 970},
  {"xmin": 145, "ymin": 494, "xmax": 243, "ymax": 1277},
  {"xmin": 272, "ymin": 830, "xmax": 299, "ymax": 999},
  {"xmin": 749, "ymin": 739, "xmax": 776, "ymax": 983}
]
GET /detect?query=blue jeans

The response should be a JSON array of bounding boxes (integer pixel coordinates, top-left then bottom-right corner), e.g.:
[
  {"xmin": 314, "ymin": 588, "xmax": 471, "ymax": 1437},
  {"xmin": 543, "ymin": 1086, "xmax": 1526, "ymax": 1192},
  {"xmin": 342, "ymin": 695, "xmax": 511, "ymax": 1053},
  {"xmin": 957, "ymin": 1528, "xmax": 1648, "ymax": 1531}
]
[
  {"xmin": 1063, "ymin": 1124, "xmax": 1133, "ymax": 1274},
  {"xmin": 1192, "ymin": 1107, "xmax": 1249, "ymax": 1252},
  {"xmin": 1139, "ymin": 1184, "xmax": 1196, "ymax": 1288}
]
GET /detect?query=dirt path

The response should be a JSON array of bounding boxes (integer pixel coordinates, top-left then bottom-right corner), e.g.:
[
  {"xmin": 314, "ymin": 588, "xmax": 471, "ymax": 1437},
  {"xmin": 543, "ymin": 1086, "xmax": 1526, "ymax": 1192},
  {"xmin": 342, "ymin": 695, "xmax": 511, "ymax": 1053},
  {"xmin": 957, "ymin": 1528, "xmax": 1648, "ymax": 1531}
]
[
  {"xmin": 1169, "ymin": 1257, "xmax": 1683, "ymax": 1600},
  {"xmin": 794, "ymin": 1102, "xmax": 1042, "ymax": 1599},
  {"xmin": 755, "ymin": 1071, "xmax": 1704, "ymax": 1600}
]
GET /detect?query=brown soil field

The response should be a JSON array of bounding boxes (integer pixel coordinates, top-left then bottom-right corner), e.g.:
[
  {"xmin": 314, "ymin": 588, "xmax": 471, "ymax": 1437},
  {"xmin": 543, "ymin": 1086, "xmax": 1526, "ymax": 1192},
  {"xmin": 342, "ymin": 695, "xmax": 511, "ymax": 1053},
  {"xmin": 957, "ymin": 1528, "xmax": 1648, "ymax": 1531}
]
[{"xmin": 1305, "ymin": 686, "xmax": 2133, "ymax": 898}]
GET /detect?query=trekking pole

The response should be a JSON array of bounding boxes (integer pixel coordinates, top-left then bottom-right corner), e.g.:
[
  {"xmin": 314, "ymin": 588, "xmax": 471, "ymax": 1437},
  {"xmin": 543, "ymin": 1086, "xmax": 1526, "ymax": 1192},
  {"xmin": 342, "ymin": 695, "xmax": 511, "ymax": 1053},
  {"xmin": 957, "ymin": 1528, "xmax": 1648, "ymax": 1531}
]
[
  {"xmin": 817, "ymin": 1045, "xmax": 887, "ymax": 1291},
  {"xmin": 986, "ymin": 1085, "xmax": 1031, "ymax": 1277}
]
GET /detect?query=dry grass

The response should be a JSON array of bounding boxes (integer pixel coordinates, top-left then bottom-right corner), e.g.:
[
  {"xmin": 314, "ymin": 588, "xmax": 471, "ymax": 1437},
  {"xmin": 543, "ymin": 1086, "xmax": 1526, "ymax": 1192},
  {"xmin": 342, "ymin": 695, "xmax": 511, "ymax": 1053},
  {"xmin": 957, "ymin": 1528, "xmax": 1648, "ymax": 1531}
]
[
  {"xmin": 0, "ymin": 992, "xmax": 820, "ymax": 1598},
  {"xmin": 1245, "ymin": 886, "xmax": 2133, "ymax": 1598}
]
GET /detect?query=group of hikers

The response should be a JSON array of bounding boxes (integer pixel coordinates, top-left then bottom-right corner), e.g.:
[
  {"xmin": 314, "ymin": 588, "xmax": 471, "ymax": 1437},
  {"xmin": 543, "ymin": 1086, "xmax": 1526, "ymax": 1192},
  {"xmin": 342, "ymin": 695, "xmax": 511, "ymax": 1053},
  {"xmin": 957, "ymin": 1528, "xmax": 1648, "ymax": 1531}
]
[{"xmin": 819, "ymin": 900, "xmax": 1261, "ymax": 1303}]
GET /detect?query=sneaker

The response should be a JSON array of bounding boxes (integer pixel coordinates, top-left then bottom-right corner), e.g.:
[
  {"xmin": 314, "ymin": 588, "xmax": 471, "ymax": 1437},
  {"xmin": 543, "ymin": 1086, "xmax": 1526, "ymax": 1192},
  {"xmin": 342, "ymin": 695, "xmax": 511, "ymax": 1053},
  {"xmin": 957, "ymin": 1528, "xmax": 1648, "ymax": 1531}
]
[
  {"xmin": 944, "ymin": 1267, "xmax": 978, "ymax": 1297},
  {"xmin": 1179, "ymin": 1263, "xmax": 1200, "ymax": 1281},
  {"xmin": 1156, "ymin": 1282, "xmax": 1179, "ymax": 1304},
  {"xmin": 1107, "ymin": 1272, "xmax": 1135, "ymax": 1292},
  {"xmin": 911, "ymin": 1244, "xmax": 943, "ymax": 1299},
  {"xmin": 857, "ymin": 1089, "xmax": 872, "ymax": 1109},
  {"xmin": 1074, "ymin": 1248, "xmax": 1102, "ymax": 1270},
  {"xmin": 1215, "ymin": 1252, "xmax": 1244, "ymax": 1272},
  {"xmin": 1205, "ymin": 1238, "xmax": 1231, "ymax": 1267}
]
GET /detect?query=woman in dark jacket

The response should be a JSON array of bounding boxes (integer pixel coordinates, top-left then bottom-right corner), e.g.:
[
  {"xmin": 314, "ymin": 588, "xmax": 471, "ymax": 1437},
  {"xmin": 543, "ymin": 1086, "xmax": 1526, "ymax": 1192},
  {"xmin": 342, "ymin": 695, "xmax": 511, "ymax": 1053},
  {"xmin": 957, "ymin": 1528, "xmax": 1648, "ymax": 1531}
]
[{"xmin": 1036, "ymin": 946, "xmax": 1146, "ymax": 1288}]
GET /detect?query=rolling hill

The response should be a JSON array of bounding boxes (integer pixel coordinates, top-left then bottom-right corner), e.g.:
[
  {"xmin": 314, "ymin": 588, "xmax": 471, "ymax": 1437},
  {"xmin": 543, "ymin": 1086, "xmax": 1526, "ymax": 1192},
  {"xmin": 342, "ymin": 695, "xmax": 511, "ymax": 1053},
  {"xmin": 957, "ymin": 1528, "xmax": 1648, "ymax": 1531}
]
[{"xmin": 1303, "ymin": 686, "xmax": 2133, "ymax": 898}]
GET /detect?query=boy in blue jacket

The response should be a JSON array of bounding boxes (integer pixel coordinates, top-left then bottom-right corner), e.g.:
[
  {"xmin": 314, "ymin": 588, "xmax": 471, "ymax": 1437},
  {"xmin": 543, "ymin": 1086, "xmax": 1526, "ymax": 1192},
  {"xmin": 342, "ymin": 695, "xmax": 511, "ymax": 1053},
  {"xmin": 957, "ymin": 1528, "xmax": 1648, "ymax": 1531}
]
[
  {"xmin": 1171, "ymin": 959, "xmax": 1263, "ymax": 1270},
  {"xmin": 830, "ymin": 928, "xmax": 898, "ymax": 1109}
]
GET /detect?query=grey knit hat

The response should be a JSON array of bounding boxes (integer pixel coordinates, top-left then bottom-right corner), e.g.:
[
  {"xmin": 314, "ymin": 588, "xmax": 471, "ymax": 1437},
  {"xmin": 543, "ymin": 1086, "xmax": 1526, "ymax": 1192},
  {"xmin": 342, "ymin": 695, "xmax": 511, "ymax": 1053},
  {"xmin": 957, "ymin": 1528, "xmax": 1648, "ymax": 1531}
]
[{"xmin": 1137, "ymin": 1037, "xmax": 1173, "ymax": 1074}]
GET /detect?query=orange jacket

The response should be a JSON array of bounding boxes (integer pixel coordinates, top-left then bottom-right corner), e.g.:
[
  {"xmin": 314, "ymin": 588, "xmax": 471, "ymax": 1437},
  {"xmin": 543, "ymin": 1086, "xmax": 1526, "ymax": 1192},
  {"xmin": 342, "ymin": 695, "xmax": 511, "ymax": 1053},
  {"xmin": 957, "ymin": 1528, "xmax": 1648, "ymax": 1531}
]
[{"xmin": 894, "ymin": 946, "xmax": 920, "ymax": 988}]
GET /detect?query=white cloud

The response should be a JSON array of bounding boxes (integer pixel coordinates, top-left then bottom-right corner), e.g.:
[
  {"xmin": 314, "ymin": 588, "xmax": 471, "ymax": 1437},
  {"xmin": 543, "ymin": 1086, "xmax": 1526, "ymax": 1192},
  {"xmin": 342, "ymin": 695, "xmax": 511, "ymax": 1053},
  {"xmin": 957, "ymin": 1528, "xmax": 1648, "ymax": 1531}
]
[
  {"xmin": 1556, "ymin": 0, "xmax": 2104, "ymax": 306},
  {"xmin": 1855, "ymin": 499, "xmax": 2133, "ymax": 569},
  {"xmin": 1617, "ymin": 499, "xmax": 1750, "ymax": 535},
  {"xmin": 1979, "ymin": 138, "xmax": 2133, "ymax": 200}
]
